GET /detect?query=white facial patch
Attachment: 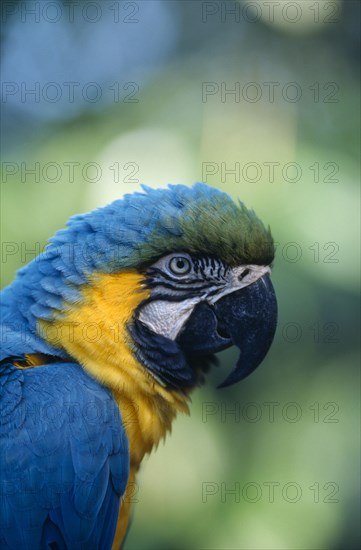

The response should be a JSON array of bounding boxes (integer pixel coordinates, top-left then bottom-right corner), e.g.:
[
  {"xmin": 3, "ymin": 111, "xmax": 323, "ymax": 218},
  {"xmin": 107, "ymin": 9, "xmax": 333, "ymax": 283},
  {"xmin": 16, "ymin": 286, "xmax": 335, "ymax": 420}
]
[{"xmin": 138, "ymin": 296, "xmax": 202, "ymax": 340}]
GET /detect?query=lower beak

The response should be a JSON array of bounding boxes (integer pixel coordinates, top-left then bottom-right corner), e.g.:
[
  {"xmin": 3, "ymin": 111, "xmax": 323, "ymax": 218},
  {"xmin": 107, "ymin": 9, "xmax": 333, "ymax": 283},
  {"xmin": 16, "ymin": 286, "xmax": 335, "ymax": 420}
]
[{"xmin": 177, "ymin": 275, "xmax": 277, "ymax": 388}]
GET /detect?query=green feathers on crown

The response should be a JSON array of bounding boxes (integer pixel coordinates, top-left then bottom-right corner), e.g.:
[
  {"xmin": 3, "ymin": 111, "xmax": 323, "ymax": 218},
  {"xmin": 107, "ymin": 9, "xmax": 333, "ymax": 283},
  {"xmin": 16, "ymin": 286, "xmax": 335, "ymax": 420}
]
[{"xmin": 134, "ymin": 185, "xmax": 275, "ymax": 267}]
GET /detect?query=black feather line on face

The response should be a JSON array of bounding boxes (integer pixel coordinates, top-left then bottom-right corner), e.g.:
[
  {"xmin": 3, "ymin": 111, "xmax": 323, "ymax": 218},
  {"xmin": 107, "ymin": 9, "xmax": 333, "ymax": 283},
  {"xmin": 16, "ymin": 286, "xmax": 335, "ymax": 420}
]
[{"xmin": 141, "ymin": 254, "xmax": 229, "ymax": 299}]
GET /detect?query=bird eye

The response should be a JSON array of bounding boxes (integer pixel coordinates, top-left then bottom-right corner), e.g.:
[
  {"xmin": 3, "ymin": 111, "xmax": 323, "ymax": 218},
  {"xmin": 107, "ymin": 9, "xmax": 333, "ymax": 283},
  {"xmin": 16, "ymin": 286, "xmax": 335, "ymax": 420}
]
[{"xmin": 169, "ymin": 256, "xmax": 191, "ymax": 275}]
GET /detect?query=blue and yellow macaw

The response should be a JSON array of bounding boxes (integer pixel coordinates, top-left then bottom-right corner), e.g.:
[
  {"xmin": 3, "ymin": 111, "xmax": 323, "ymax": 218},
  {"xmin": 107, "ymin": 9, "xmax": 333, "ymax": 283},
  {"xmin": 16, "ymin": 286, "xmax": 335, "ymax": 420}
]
[{"xmin": 0, "ymin": 183, "xmax": 277, "ymax": 549}]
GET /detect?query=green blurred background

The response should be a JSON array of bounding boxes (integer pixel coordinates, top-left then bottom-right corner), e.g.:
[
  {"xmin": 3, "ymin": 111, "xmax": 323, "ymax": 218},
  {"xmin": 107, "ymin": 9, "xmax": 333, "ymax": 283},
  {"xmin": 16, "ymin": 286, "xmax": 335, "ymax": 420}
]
[{"xmin": 1, "ymin": 1, "xmax": 360, "ymax": 548}]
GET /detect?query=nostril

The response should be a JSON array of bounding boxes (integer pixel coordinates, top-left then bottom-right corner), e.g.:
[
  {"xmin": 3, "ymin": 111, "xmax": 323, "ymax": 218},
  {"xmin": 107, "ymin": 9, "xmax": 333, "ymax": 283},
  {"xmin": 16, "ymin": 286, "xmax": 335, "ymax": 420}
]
[{"xmin": 239, "ymin": 268, "xmax": 250, "ymax": 281}]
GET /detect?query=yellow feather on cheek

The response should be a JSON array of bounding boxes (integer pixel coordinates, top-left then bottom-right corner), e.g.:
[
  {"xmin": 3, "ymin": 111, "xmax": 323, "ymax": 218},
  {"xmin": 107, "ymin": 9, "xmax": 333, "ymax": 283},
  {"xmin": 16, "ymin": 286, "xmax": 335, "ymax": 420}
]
[
  {"xmin": 39, "ymin": 270, "xmax": 190, "ymax": 464},
  {"xmin": 41, "ymin": 271, "xmax": 148, "ymax": 390}
]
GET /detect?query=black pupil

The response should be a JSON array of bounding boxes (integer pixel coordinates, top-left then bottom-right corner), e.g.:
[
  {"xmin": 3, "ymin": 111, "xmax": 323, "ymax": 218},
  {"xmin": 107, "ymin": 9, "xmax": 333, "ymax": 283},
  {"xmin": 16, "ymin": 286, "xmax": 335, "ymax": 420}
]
[{"xmin": 176, "ymin": 259, "xmax": 185, "ymax": 269}]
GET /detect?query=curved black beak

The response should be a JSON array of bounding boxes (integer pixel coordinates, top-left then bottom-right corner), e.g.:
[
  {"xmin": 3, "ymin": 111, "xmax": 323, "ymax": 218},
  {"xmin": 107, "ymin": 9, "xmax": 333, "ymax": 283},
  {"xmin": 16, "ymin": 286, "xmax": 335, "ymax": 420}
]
[{"xmin": 177, "ymin": 275, "xmax": 277, "ymax": 388}]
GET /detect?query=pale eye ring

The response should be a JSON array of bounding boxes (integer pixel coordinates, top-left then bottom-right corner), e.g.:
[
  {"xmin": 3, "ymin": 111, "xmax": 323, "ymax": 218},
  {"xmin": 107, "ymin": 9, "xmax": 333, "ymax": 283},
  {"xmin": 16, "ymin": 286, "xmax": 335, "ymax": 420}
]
[{"xmin": 169, "ymin": 256, "xmax": 191, "ymax": 275}]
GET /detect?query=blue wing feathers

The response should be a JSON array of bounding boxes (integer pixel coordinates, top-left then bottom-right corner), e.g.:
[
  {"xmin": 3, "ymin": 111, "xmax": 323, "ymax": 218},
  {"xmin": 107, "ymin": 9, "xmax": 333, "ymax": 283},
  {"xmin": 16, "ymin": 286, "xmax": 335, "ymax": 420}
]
[{"xmin": 0, "ymin": 361, "xmax": 129, "ymax": 550}]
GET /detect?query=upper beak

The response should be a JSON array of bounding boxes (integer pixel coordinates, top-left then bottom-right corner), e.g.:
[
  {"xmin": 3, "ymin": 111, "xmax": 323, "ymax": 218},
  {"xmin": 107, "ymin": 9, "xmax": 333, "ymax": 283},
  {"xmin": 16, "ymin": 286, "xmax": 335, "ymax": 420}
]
[{"xmin": 177, "ymin": 275, "xmax": 277, "ymax": 388}]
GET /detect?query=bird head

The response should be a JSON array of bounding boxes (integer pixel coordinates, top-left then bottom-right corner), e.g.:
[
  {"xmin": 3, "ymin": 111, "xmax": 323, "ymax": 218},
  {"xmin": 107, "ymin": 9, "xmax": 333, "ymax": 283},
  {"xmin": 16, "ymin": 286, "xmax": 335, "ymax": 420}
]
[
  {"xmin": 125, "ymin": 184, "xmax": 277, "ymax": 389},
  {"xmin": 2, "ymin": 184, "xmax": 277, "ymax": 391}
]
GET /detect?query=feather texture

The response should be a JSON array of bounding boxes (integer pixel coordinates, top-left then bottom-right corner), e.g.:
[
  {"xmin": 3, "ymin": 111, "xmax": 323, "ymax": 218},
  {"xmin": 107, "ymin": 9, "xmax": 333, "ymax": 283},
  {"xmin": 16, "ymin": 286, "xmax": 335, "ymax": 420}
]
[{"xmin": 0, "ymin": 361, "xmax": 129, "ymax": 550}]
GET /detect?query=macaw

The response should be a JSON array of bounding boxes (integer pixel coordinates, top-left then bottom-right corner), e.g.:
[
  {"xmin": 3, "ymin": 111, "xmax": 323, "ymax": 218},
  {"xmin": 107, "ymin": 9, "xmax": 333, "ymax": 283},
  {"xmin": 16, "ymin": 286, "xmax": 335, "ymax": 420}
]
[{"xmin": 0, "ymin": 183, "xmax": 277, "ymax": 549}]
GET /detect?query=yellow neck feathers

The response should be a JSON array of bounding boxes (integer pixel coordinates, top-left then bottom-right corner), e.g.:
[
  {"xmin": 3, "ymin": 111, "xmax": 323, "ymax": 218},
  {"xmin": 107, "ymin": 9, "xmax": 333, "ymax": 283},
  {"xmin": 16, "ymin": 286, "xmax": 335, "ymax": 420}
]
[{"xmin": 40, "ymin": 270, "xmax": 190, "ymax": 466}]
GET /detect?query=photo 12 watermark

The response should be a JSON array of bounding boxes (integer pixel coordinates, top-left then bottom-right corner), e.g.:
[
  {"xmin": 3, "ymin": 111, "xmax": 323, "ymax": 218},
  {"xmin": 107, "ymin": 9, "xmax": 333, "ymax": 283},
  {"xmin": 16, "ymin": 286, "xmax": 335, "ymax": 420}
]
[
  {"xmin": 1, "ymin": 161, "xmax": 140, "ymax": 184},
  {"xmin": 202, "ymin": 81, "xmax": 340, "ymax": 103},
  {"xmin": 1, "ymin": 81, "xmax": 140, "ymax": 105},
  {"xmin": 201, "ymin": 161, "xmax": 340, "ymax": 184},
  {"xmin": 201, "ymin": 1, "xmax": 341, "ymax": 25},
  {"xmin": 201, "ymin": 400, "xmax": 340, "ymax": 424},
  {"xmin": 201, "ymin": 480, "xmax": 340, "ymax": 503},
  {"xmin": 1, "ymin": 1, "xmax": 141, "ymax": 24}
]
